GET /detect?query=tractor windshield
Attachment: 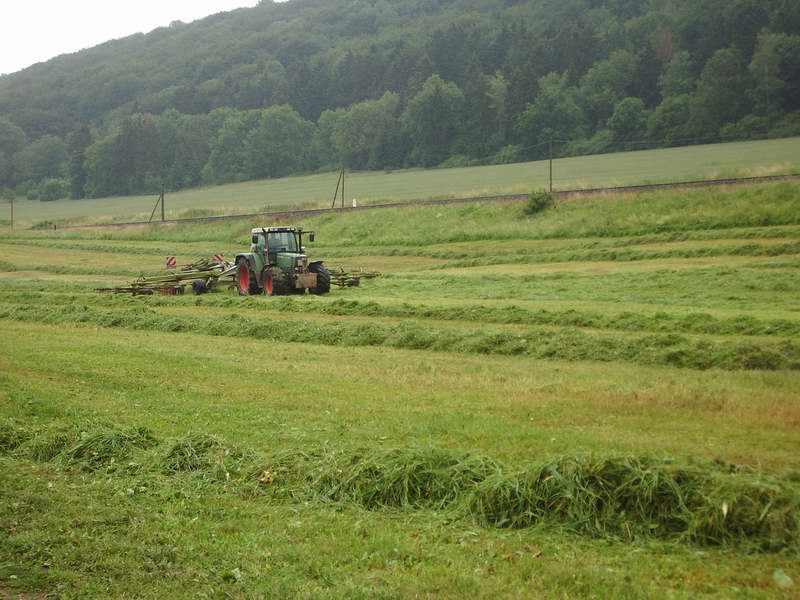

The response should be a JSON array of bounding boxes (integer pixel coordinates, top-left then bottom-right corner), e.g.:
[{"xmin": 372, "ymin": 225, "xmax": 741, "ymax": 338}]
[{"xmin": 267, "ymin": 231, "xmax": 299, "ymax": 253}]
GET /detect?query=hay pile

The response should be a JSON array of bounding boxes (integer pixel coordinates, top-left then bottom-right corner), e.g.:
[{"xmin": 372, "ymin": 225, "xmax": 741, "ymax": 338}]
[
  {"xmin": 312, "ymin": 447, "xmax": 501, "ymax": 509},
  {"xmin": 2, "ymin": 418, "xmax": 797, "ymax": 550},
  {"xmin": 466, "ymin": 456, "xmax": 798, "ymax": 548}
]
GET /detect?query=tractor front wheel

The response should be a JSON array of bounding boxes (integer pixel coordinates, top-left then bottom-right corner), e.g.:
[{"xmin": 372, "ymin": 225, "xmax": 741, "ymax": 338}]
[
  {"xmin": 262, "ymin": 268, "xmax": 288, "ymax": 296},
  {"xmin": 262, "ymin": 269, "xmax": 275, "ymax": 296},
  {"xmin": 309, "ymin": 264, "xmax": 331, "ymax": 295},
  {"xmin": 237, "ymin": 258, "xmax": 251, "ymax": 296}
]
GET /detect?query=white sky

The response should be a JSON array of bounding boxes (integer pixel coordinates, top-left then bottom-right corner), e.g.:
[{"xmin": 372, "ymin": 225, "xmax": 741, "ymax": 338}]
[{"xmin": 0, "ymin": 0, "xmax": 263, "ymax": 76}]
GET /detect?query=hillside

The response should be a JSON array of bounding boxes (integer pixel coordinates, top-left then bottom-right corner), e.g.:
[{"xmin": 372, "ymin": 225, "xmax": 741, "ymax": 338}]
[
  {"xmin": 0, "ymin": 0, "xmax": 799, "ymax": 202},
  {"xmin": 4, "ymin": 136, "xmax": 799, "ymax": 228}
]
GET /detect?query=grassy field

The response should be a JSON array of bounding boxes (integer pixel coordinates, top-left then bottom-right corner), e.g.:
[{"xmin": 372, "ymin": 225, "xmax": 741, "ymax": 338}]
[
  {"xmin": 1, "ymin": 182, "xmax": 799, "ymax": 598},
  {"xmin": 2, "ymin": 136, "xmax": 799, "ymax": 228}
]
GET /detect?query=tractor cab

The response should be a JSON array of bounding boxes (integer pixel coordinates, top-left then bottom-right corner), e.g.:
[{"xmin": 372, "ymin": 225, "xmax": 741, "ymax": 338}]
[
  {"xmin": 250, "ymin": 227, "xmax": 313, "ymax": 271},
  {"xmin": 251, "ymin": 228, "xmax": 301, "ymax": 255}
]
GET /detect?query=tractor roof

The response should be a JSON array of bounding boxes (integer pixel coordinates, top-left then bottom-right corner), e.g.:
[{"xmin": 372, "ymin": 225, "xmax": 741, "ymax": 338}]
[{"xmin": 251, "ymin": 227, "xmax": 301, "ymax": 234}]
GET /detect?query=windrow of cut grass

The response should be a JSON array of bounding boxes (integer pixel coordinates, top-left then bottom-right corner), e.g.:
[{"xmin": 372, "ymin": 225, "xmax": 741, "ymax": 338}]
[
  {"xmin": 0, "ymin": 261, "xmax": 143, "ymax": 278},
  {"xmin": 466, "ymin": 456, "xmax": 798, "ymax": 549},
  {"xmin": 5, "ymin": 290, "xmax": 798, "ymax": 338},
  {"xmin": 1, "ymin": 417, "xmax": 797, "ymax": 551},
  {"xmin": 0, "ymin": 419, "xmax": 157, "ymax": 471},
  {"xmin": 207, "ymin": 296, "xmax": 800, "ymax": 338},
  {"xmin": 0, "ymin": 238, "xmax": 236, "ymax": 258},
  {"xmin": 304, "ymin": 234, "xmax": 800, "ymax": 261},
  {"xmin": 7, "ymin": 256, "xmax": 800, "ymax": 312},
  {"xmin": 387, "ymin": 266, "xmax": 800, "ymax": 312},
  {"xmin": 0, "ymin": 301, "xmax": 798, "ymax": 371},
  {"xmin": 9, "ymin": 224, "xmax": 800, "ymax": 259},
  {"xmin": 426, "ymin": 241, "xmax": 800, "ymax": 270}
]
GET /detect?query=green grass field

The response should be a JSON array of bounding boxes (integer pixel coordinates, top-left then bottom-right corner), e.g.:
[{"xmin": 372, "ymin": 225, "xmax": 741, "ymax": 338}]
[
  {"xmin": 1, "ymin": 182, "xmax": 799, "ymax": 598},
  {"xmin": 2, "ymin": 137, "xmax": 799, "ymax": 229}
]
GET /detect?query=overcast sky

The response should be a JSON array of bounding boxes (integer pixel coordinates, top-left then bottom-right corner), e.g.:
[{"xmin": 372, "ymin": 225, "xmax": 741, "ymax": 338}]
[{"xmin": 0, "ymin": 0, "xmax": 262, "ymax": 76}]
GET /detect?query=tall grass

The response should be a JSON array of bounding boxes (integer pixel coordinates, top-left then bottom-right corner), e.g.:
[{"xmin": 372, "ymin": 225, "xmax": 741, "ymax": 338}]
[
  {"xmin": 6, "ymin": 182, "xmax": 800, "ymax": 248},
  {"xmin": 305, "ymin": 183, "xmax": 800, "ymax": 248}
]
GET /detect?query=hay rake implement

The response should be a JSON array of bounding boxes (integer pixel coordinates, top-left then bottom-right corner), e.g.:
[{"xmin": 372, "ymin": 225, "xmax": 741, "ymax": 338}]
[
  {"xmin": 97, "ymin": 258, "xmax": 379, "ymax": 296},
  {"xmin": 96, "ymin": 257, "xmax": 237, "ymax": 296}
]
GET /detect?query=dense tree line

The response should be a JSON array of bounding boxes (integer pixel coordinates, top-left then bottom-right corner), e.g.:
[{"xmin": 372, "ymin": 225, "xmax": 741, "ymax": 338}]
[{"xmin": 0, "ymin": 0, "xmax": 799, "ymax": 200}]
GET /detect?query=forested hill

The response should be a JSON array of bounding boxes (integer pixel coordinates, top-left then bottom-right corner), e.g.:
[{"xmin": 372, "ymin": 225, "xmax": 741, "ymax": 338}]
[{"xmin": 1, "ymin": 0, "xmax": 799, "ymax": 201}]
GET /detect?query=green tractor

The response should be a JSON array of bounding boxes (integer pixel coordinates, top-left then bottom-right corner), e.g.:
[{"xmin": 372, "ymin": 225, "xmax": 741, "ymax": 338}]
[{"xmin": 234, "ymin": 227, "xmax": 330, "ymax": 296}]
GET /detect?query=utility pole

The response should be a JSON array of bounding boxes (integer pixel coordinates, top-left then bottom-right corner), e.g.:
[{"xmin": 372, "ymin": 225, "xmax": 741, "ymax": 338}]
[
  {"xmin": 330, "ymin": 169, "xmax": 343, "ymax": 209},
  {"xmin": 10, "ymin": 195, "xmax": 13, "ymax": 230},
  {"xmin": 161, "ymin": 186, "xmax": 165, "ymax": 222},
  {"xmin": 549, "ymin": 137, "xmax": 554, "ymax": 193},
  {"xmin": 341, "ymin": 169, "xmax": 345, "ymax": 209}
]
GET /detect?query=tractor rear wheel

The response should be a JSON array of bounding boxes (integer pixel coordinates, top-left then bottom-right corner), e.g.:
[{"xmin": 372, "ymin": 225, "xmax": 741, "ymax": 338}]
[
  {"xmin": 309, "ymin": 264, "xmax": 331, "ymax": 295},
  {"xmin": 237, "ymin": 258, "xmax": 251, "ymax": 296}
]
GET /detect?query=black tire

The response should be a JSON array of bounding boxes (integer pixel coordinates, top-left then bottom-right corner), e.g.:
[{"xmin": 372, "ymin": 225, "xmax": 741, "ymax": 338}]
[
  {"xmin": 192, "ymin": 279, "xmax": 208, "ymax": 295},
  {"xmin": 262, "ymin": 268, "xmax": 289, "ymax": 296},
  {"xmin": 262, "ymin": 268, "xmax": 275, "ymax": 296},
  {"xmin": 236, "ymin": 258, "xmax": 251, "ymax": 296},
  {"xmin": 309, "ymin": 264, "xmax": 331, "ymax": 295}
]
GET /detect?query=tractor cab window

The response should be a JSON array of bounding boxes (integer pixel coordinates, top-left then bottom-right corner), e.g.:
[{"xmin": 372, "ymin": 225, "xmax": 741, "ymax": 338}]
[{"xmin": 267, "ymin": 231, "xmax": 298, "ymax": 253}]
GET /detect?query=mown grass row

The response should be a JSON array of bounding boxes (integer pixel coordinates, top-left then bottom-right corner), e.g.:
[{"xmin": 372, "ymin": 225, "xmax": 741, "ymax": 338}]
[
  {"xmin": 1, "ymin": 418, "xmax": 797, "ymax": 551},
  {"xmin": 3, "ymin": 258, "xmax": 797, "ymax": 320},
  {"xmin": 591, "ymin": 226, "xmax": 800, "ymax": 247},
  {"xmin": 0, "ymin": 302, "xmax": 798, "ymax": 370},
  {"xmin": 210, "ymin": 296, "xmax": 800, "ymax": 338},
  {"xmin": 427, "ymin": 242, "xmax": 800, "ymax": 270},
  {"xmin": 5, "ymin": 223, "xmax": 800, "ymax": 262},
  {"xmin": 0, "ymin": 260, "xmax": 142, "ymax": 278},
  {"xmin": 392, "ymin": 265, "xmax": 800, "ymax": 310},
  {"xmin": 316, "ymin": 229, "xmax": 800, "ymax": 260},
  {"xmin": 5, "ymin": 290, "xmax": 798, "ymax": 338},
  {"xmin": 0, "ymin": 238, "xmax": 233, "ymax": 258},
  {"xmin": 5, "ymin": 234, "xmax": 800, "ymax": 276}
]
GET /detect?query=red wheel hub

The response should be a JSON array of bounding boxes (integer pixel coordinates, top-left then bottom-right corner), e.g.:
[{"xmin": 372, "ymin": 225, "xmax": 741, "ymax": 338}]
[{"xmin": 238, "ymin": 265, "xmax": 249, "ymax": 294}]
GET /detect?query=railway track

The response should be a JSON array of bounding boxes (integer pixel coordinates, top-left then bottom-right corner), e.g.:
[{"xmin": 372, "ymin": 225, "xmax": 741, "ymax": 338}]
[{"xmin": 59, "ymin": 173, "xmax": 800, "ymax": 230}]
